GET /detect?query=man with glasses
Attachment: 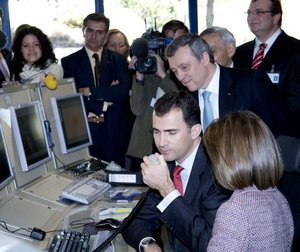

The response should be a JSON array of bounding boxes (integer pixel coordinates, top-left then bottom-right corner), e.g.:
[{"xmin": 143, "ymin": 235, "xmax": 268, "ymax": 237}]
[
  {"xmin": 233, "ymin": 0, "xmax": 300, "ymax": 114},
  {"xmin": 61, "ymin": 13, "xmax": 131, "ymax": 167}
]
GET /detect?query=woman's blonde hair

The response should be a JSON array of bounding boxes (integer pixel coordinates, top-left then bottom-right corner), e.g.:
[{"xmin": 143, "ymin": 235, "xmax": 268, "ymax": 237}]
[{"xmin": 203, "ymin": 111, "xmax": 283, "ymax": 191}]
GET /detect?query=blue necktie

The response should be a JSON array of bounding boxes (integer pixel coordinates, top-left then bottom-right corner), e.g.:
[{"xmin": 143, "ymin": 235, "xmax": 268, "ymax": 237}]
[{"xmin": 202, "ymin": 91, "xmax": 214, "ymax": 131}]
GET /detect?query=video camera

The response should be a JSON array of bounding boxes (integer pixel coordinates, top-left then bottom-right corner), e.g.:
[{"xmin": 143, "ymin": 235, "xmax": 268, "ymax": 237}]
[{"xmin": 131, "ymin": 28, "xmax": 173, "ymax": 74}]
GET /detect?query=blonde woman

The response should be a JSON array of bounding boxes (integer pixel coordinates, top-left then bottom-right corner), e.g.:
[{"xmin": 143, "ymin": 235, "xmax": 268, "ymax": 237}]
[{"xmin": 204, "ymin": 110, "xmax": 294, "ymax": 252}]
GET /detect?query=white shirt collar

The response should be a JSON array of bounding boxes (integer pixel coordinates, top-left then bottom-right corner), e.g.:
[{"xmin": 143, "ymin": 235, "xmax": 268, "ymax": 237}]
[
  {"xmin": 254, "ymin": 28, "xmax": 281, "ymax": 56},
  {"xmin": 176, "ymin": 141, "xmax": 200, "ymax": 172},
  {"xmin": 200, "ymin": 63, "xmax": 220, "ymax": 96}
]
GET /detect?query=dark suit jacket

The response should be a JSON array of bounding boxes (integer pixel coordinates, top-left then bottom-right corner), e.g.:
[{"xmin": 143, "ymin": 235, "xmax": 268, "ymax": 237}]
[
  {"xmin": 0, "ymin": 48, "xmax": 12, "ymax": 87},
  {"xmin": 233, "ymin": 31, "xmax": 300, "ymax": 112},
  {"xmin": 122, "ymin": 142, "xmax": 230, "ymax": 251},
  {"xmin": 61, "ymin": 48, "xmax": 131, "ymax": 165},
  {"xmin": 193, "ymin": 66, "xmax": 299, "ymax": 138}
]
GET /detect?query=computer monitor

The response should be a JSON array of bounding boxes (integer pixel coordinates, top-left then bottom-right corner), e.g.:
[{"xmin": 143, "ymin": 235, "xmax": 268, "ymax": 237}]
[
  {"xmin": 10, "ymin": 101, "xmax": 52, "ymax": 172},
  {"xmin": 51, "ymin": 93, "xmax": 92, "ymax": 154},
  {"xmin": 0, "ymin": 122, "xmax": 14, "ymax": 190}
]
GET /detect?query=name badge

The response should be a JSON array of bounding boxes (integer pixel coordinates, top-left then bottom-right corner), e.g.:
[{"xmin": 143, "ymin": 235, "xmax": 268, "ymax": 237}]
[
  {"xmin": 267, "ymin": 72, "xmax": 280, "ymax": 84},
  {"xmin": 150, "ymin": 97, "xmax": 156, "ymax": 108}
]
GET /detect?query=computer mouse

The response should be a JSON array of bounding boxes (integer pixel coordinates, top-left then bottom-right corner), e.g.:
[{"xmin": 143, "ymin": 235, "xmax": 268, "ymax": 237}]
[{"xmin": 95, "ymin": 218, "xmax": 121, "ymax": 229}]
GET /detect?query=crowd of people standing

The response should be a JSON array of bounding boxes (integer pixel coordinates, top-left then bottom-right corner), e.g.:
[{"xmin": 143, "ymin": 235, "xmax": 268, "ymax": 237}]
[{"xmin": 1, "ymin": 0, "xmax": 299, "ymax": 251}]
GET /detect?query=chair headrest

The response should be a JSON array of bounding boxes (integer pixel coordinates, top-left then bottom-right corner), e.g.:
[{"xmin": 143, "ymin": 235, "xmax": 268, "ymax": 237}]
[{"xmin": 276, "ymin": 135, "xmax": 300, "ymax": 172}]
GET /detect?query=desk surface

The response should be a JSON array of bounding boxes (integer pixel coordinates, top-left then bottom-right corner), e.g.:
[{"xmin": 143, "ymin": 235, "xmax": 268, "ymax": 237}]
[{"xmin": 0, "ymin": 170, "xmax": 147, "ymax": 251}]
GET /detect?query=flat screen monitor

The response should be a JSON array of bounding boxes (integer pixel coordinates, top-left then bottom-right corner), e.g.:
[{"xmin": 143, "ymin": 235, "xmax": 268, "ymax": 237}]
[
  {"xmin": 10, "ymin": 101, "xmax": 52, "ymax": 172},
  {"xmin": 51, "ymin": 93, "xmax": 92, "ymax": 154},
  {"xmin": 0, "ymin": 122, "xmax": 14, "ymax": 189}
]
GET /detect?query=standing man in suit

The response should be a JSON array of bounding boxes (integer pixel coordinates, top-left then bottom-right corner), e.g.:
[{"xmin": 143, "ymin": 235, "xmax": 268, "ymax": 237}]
[
  {"xmin": 0, "ymin": 8, "xmax": 12, "ymax": 87},
  {"xmin": 122, "ymin": 90, "xmax": 230, "ymax": 251},
  {"xmin": 61, "ymin": 13, "xmax": 131, "ymax": 167},
  {"xmin": 165, "ymin": 33, "xmax": 299, "ymax": 138},
  {"xmin": 233, "ymin": 0, "xmax": 300, "ymax": 113}
]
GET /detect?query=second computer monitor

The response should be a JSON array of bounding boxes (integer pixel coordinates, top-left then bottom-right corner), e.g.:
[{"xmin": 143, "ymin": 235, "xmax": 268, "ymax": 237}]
[{"xmin": 51, "ymin": 93, "xmax": 92, "ymax": 155}]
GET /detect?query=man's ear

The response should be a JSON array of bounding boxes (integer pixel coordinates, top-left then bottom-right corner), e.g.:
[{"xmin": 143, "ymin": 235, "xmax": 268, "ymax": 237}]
[
  {"xmin": 191, "ymin": 124, "xmax": 201, "ymax": 139},
  {"xmin": 228, "ymin": 44, "xmax": 236, "ymax": 58}
]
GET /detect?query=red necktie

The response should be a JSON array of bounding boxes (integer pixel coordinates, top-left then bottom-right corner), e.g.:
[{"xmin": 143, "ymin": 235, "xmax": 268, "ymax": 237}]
[
  {"xmin": 251, "ymin": 43, "xmax": 267, "ymax": 69},
  {"xmin": 173, "ymin": 165, "xmax": 184, "ymax": 195},
  {"xmin": 93, "ymin": 53, "xmax": 100, "ymax": 87}
]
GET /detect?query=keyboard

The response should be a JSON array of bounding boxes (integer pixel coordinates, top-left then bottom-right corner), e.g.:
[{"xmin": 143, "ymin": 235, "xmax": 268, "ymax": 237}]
[
  {"xmin": 60, "ymin": 177, "xmax": 112, "ymax": 204},
  {"xmin": 48, "ymin": 230, "xmax": 90, "ymax": 252},
  {"xmin": 63, "ymin": 159, "xmax": 108, "ymax": 178}
]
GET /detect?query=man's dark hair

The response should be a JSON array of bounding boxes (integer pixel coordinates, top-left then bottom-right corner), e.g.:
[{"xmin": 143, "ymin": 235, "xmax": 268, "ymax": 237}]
[
  {"xmin": 83, "ymin": 13, "xmax": 110, "ymax": 32},
  {"xmin": 162, "ymin": 20, "xmax": 189, "ymax": 38},
  {"xmin": 154, "ymin": 90, "xmax": 200, "ymax": 129}
]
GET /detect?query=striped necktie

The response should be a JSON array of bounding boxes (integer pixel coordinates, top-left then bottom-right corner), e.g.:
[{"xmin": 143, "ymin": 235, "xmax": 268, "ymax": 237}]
[{"xmin": 251, "ymin": 43, "xmax": 267, "ymax": 69}]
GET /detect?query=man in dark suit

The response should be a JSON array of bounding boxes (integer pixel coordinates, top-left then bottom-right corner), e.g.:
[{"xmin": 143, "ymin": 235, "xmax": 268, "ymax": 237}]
[
  {"xmin": 61, "ymin": 13, "xmax": 131, "ymax": 167},
  {"xmin": 233, "ymin": 0, "xmax": 300, "ymax": 113},
  {"xmin": 122, "ymin": 91, "xmax": 230, "ymax": 251},
  {"xmin": 165, "ymin": 33, "xmax": 299, "ymax": 138}
]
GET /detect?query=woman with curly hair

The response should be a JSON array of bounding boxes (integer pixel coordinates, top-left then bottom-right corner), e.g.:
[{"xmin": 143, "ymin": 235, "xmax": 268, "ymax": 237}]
[{"xmin": 11, "ymin": 25, "xmax": 63, "ymax": 84}]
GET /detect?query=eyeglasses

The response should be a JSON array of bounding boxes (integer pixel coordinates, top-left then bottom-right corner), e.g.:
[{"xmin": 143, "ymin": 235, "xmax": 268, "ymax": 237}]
[{"xmin": 246, "ymin": 10, "xmax": 273, "ymax": 17}]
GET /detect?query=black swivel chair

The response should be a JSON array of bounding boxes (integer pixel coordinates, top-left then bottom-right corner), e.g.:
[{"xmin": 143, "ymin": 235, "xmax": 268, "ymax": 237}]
[{"xmin": 277, "ymin": 135, "xmax": 300, "ymax": 252}]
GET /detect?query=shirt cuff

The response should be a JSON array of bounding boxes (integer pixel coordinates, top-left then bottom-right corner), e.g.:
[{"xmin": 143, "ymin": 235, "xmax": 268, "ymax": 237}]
[
  {"xmin": 157, "ymin": 190, "xmax": 181, "ymax": 212},
  {"xmin": 138, "ymin": 237, "xmax": 156, "ymax": 252}
]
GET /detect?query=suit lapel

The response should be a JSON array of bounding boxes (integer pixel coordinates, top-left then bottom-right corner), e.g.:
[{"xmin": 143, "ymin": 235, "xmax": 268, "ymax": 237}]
[
  {"xmin": 218, "ymin": 66, "xmax": 235, "ymax": 117},
  {"xmin": 183, "ymin": 143, "xmax": 208, "ymax": 203}
]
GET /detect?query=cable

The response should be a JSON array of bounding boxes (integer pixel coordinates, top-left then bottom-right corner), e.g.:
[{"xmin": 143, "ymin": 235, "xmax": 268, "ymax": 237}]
[
  {"xmin": 0, "ymin": 220, "xmax": 32, "ymax": 236},
  {"xmin": 92, "ymin": 189, "xmax": 150, "ymax": 252}
]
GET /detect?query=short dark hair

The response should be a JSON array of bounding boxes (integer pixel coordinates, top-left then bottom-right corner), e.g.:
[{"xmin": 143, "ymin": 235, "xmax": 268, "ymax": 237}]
[
  {"xmin": 162, "ymin": 20, "xmax": 189, "ymax": 38},
  {"xmin": 154, "ymin": 90, "xmax": 200, "ymax": 129},
  {"xmin": 165, "ymin": 33, "xmax": 215, "ymax": 63},
  {"xmin": 203, "ymin": 110, "xmax": 283, "ymax": 191},
  {"xmin": 83, "ymin": 13, "xmax": 110, "ymax": 32}
]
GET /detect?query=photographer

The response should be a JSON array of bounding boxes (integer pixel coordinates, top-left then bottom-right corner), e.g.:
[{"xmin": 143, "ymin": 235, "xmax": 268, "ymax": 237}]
[{"xmin": 126, "ymin": 20, "xmax": 189, "ymax": 171}]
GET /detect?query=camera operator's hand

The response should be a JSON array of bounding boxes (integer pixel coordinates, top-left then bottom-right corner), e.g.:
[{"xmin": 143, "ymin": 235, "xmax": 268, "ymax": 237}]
[
  {"xmin": 128, "ymin": 55, "xmax": 137, "ymax": 70},
  {"xmin": 150, "ymin": 53, "xmax": 166, "ymax": 79},
  {"xmin": 129, "ymin": 55, "xmax": 145, "ymax": 82}
]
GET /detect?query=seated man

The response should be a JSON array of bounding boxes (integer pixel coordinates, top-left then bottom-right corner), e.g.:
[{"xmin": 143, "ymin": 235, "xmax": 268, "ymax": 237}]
[{"xmin": 122, "ymin": 90, "xmax": 230, "ymax": 251}]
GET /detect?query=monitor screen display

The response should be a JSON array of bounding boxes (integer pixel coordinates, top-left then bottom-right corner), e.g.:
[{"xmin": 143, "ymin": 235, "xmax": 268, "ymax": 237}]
[
  {"xmin": 0, "ymin": 122, "xmax": 14, "ymax": 189},
  {"xmin": 10, "ymin": 101, "xmax": 51, "ymax": 172},
  {"xmin": 51, "ymin": 93, "xmax": 92, "ymax": 154}
]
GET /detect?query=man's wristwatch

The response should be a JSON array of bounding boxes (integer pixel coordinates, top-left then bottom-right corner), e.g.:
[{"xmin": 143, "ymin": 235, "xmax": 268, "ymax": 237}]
[{"xmin": 139, "ymin": 237, "xmax": 156, "ymax": 252}]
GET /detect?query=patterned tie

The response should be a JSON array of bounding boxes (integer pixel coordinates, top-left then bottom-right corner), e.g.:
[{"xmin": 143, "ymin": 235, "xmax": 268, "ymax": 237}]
[
  {"xmin": 93, "ymin": 53, "xmax": 100, "ymax": 87},
  {"xmin": 202, "ymin": 91, "xmax": 214, "ymax": 132},
  {"xmin": 173, "ymin": 165, "xmax": 184, "ymax": 195},
  {"xmin": 251, "ymin": 43, "xmax": 267, "ymax": 69}
]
